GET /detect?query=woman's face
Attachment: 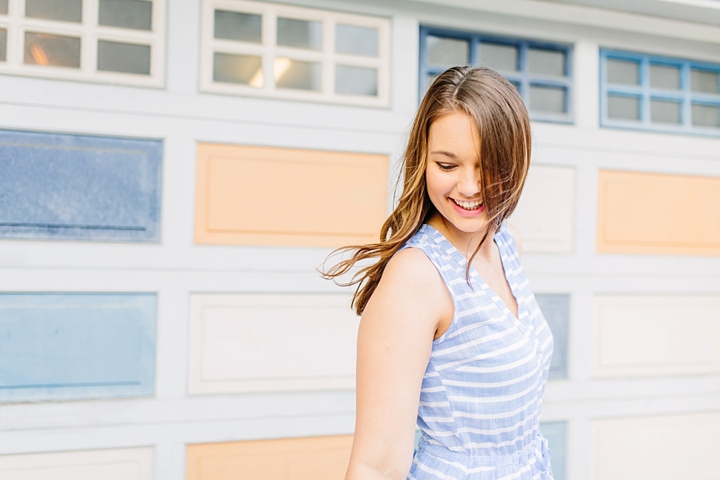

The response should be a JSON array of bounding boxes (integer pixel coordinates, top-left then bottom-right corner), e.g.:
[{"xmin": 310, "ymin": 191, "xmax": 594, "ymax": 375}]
[{"xmin": 425, "ymin": 111, "xmax": 488, "ymax": 236}]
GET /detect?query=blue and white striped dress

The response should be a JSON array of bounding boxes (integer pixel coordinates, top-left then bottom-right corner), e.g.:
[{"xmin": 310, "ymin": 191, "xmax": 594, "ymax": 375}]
[{"xmin": 401, "ymin": 224, "xmax": 554, "ymax": 480}]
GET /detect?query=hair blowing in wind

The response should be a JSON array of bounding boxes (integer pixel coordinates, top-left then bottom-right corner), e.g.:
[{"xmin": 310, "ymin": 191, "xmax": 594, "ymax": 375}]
[{"xmin": 321, "ymin": 66, "xmax": 532, "ymax": 315}]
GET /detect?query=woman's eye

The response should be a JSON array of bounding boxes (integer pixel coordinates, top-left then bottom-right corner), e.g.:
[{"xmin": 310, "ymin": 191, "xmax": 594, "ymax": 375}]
[{"xmin": 437, "ymin": 163, "xmax": 455, "ymax": 171}]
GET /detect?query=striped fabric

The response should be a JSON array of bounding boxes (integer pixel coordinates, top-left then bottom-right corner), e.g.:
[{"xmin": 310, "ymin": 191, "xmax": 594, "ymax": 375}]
[{"xmin": 401, "ymin": 224, "xmax": 554, "ymax": 480}]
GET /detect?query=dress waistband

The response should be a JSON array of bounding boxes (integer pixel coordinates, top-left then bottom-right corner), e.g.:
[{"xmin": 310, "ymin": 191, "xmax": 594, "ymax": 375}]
[{"xmin": 416, "ymin": 434, "xmax": 550, "ymax": 468}]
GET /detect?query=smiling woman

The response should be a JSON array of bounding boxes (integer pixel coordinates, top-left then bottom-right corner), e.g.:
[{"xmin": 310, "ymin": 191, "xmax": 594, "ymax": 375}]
[{"xmin": 322, "ymin": 66, "xmax": 553, "ymax": 480}]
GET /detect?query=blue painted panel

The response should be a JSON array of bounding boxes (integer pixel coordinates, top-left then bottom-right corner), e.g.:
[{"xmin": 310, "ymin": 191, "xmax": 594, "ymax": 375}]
[
  {"xmin": 536, "ymin": 294, "xmax": 569, "ymax": 380},
  {"xmin": 0, "ymin": 293, "xmax": 156, "ymax": 402},
  {"xmin": 540, "ymin": 421, "xmax": 567, "ymax": 480},
  {"xmin": 0, "ymin": 130, "xmax": 162, "ymax": 241}
]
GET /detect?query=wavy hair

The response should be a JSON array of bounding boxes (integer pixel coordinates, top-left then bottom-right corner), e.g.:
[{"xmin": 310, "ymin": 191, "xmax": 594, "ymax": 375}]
[{"xmin": 322, "ymin": 66, "xmax": 531, "ymax": 315}]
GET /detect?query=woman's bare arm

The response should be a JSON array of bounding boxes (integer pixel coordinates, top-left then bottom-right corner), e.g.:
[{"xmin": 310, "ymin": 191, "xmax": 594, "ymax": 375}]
[{"xmin": 345, "ymin": 248, "xmax": 453, "ymax": 479}]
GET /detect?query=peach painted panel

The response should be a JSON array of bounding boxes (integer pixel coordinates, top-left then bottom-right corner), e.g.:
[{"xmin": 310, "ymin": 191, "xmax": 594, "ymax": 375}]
[
  {"xmin": 510, "ymin": 165, "xmax": 575, "ymax": 253},
  {"xmin": 597, "ymin": 170, "xmax": 720, "ymax": 255},
  {"xmin": 186, "ymin": 435, "xmax": 352, "ymax": 480},
  {"xmin": 195, "ymin": 143, "xmax": 388, "ymax": 246},
  {"xmin": 188, "ymin": 293, "xmax": 359, "ymax": 394},
  {"xmin": 592, "ymin": 295, "xmax": 720, "ymax": 378},
  {"xmin": 592, "ymin": 413, "xmax": 720, "ymax": 480},
  {"xmin": 0, "ymin": 448, "xmax": 153, "ymax": 480}
]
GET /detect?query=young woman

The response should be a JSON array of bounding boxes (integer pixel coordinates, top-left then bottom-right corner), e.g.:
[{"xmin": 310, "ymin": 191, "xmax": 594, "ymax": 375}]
[{"xmin": 324, "ymin": 66, "xmax": 554, "ymax": 479}]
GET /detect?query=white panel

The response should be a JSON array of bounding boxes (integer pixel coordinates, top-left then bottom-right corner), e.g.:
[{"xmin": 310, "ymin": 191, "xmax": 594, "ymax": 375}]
[
  {"xmin": 510, "ymin": 164, "xmax": 575, "ymax": 253},
  {"xmin": 0, "ymin": 448, "xmax": 153, "ymax": 480},
  {"xmin": 592, "ymin": 295, "xmax": 720, "ymax": 377},
  {"xmin": 592, "ymin": 412, "xmax": 720, "ymax": 480},
  {"xmin": 189, "ymin": 294, "xmax": 359, "ymax": 394}
]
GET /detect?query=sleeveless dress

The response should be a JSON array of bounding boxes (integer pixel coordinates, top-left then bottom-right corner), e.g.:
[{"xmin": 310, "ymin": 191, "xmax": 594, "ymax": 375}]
[{"xmin": 401, "ymin": 223, "xmax": 554, "ymax": 480}]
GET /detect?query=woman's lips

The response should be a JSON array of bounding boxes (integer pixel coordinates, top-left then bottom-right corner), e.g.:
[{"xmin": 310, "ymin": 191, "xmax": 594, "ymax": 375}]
[{"xmin": 450, "ymin": 197, "xmax": 485, "ymax": 215}]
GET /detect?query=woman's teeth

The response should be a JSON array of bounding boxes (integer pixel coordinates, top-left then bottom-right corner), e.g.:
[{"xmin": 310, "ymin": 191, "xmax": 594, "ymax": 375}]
[{"xmin": 452, "ymin": 199, "xmax": 483, "ymax": 210}]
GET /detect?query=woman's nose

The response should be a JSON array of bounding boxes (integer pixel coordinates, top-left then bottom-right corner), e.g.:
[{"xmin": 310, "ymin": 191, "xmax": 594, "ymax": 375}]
[{"xmin": 458, "ymin": 169, "xmax": 481, "ymax": 196}]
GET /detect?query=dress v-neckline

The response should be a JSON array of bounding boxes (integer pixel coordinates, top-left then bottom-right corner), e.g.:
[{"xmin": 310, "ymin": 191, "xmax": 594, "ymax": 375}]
[{"xmin": 424, "ymin": 223, "xmax": 522, "ymax": 323}]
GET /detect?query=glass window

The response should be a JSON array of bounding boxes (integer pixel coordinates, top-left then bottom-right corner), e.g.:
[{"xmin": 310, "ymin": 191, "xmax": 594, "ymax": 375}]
[
  {"xmin": 650, "ymin": 99, "xmax": 681, "ymax": 124},
  {"xmin": 691, "ymin": 69, "xmax": 719, "ymax": 94},
  {"xmin": 692, "ymin": 104, "xmax": 719, "ymax": 127},
  {"xmin": 649, "ymin": 64, "xmax": 680, "ymax": 90},
  {"xmin": 608, "ymin": 95, "xmax": 640, "ymax": 121},
  {"xmin": 480, "ymin": 43, "xmax": 518, "ymax": 72},
  {"xmin": 213, "ymin": 53, "xmax": 262, "ymax": 86},
  {"xmin": 98, "ymin": 0, "xmax": 152, "ymax": 31},
  {"xmin": 274, "ymin": 58, "xmax": 321, "ymax": 91},
  {"xmin": 427, "ymin": 36, "xmax": 467, "ymax": 66},
  {"xmin": 277, "ymin": 18, "xmax": 322, "ymax": 50},
  {"xmin": 97, "ymin": 40, "xmax": 151, "ymax": 75},
  {"xmin": 0, "ymin": 29, "xmax": 6, "ymax": 63},
  {"xmin": 25, "ymin": 0, "xmax": 82, "ymax": 23},
  {"xmin": 336, "ymin": 24, "xmax": 378, "ymax": 57},
  {"xmin": 214, "ymin": 10, "xmax": 261, "ymax": 43},
  {"xmin": 527, "ymin": 48, "xmax": 564, "ymax": 77},
  {"xmin": 335, "ymin": 65, "xmax": 377, "ymax": 96},
  {"xmin": 202, "ymin": 0, "xmax": 389, "ymax": 106},
  {"xmin": 1, "ymin": 0, "xmax": 164, "ymax": 86},
  {"xmin": 607, "ymin": 59, "xmax": 639, "ymax": 85},
  {"xmin": 601, "ymin": 50, "xmax": 720, "ymax": 135},
  {"xmin": 529, "ymin": 85, "xmax": 565, "ymax": 114},
  {"xmin": 0, "ymin": 0, "xmax": 8, "ymax": 15},
  {"xmin": 24, "ymin": 32, "xmax": 81, "ymax": 68},
  {"xmin": 420, "ymin": 28, "xmax": 573, "ymax": 122}
]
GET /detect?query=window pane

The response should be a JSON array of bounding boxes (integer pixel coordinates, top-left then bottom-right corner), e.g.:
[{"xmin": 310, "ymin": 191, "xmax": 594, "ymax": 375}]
[
  {"xmin": 480, "ymin": 43, "xmax": 518, "ymax": 72},
  {"xmin": 335, "ymin": 65, "xmax": 377, "ymax": 96},
  {"xmin": 528, "ymin": 48, "xmax": 565, "ymax": 77},
  {"xmin": 213, "ymin": 52, "xmax": 262, "ymax": 86},
  {"xmin": 649, "ymin": 64, "xmax": 680, "ymax": 90},
  {"xmin": 529, "ymin": 85, "xmax": 565, "ymax": 114},
  {"xmin": 0, "ymin": 0, "xmax": 7, "ymax": 15},
  {"xmin": 691, "ymin": 69, "xmax": 719, "ymax": 94},
  {"xmin": 608, "ymin": 94, "xmax": 640, "ymax": 120},
  {"xmin": 24, "ymin": 32, "xmax": 80, "ymax": 68},
  {"xmin": 277, "ymin": 18, "xmax": 322, "ymax": 51},
  {"xmin": 692, "ymin": 104, "xmax": 719, "ymax": 128},
  {"xmin": 650, "ymin": 99, "xmax": 681, "ymax": 124},
  {"xmin": 98, "ymin": 0, "xmax": 152, "ymax": 31},
  {"xmin": 0, "ymin": 29, "xmax": 6, "ymax": 62},
  {"xmin": 336, "ymin": 24, "xmax": 378, "ymax": 57},
  {"xmin": 607, "ymin": 59, "xmax": 639, "ymax": 85},
  {"xmin": 214, "ymin": 10, "xmax": 261, "ymax": 43},
  {"xmin": 427, "ymin": 36, "xmax": 467, "ymax": 66},
  {"xmin": 97, "ymin": 40, "xmax": 150, "ymax": 75},
  {"xmin": 275, "ymin": 58, "xmax": 321, "ymax": 91},
  {"xmin": 25, "ymin": 0, "xmax": 82, "ymax": 22}
]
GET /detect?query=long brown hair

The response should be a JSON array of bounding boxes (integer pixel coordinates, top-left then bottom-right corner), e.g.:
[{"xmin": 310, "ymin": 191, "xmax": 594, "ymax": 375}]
[{"xmin": 322, "ymin": 66, "xmax": 531, "ymax": 315}]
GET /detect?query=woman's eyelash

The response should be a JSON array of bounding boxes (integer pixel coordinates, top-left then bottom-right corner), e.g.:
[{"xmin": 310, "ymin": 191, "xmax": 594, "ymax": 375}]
[{"xmin": 437, "ymin": 163, "xmax": 455, "ymax": 170}]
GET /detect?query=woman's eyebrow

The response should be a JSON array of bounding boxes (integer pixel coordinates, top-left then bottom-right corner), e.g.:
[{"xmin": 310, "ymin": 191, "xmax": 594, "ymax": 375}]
[{"xmin": 429, "ymin": 150, "xmax": 457, "ymax": 158}]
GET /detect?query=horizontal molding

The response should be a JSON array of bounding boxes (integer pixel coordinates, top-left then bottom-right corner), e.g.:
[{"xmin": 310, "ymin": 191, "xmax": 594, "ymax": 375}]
[
  {"xmin": 0, "ymin": 293, "xmax": 156, "ymax": 402},
  {"xmin": 0, "ymin": 130, "xmax": 162, "ymax": 242},
  {"xmin": 189, "ymin": 293, "xmax": 359, "ymax": 395},
  {"xmin": 511, "ymin": 165, "xmax": 575, "ymax": 253},
  {"xmin": 536, "ymin": 294, "xmax": 569, "ymax": 380},
  {"xmin": 592, "ymin": 294, "xmax": 720, "ymax": 378},
  {"xmin": 597, "ymin": 170, "xmax": 720, "ymax": 255},
  {"xmin": 592, "ymin": 412, "xmax": 720, "ymax": 480},
  {"xmin": 194, "ymin": 143, "xmax": 388, "ymax": 247},
  {"xmin": 0, "ymin": 447, "xmax": 153, "ymax": 480},
  {"xmin": 186, "ymin": 435, "xmax": 352, "ymax": 480}
]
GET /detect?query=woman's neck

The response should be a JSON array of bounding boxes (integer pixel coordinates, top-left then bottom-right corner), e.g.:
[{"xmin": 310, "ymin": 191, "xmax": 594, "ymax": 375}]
[{"xmin": 427, "ymin": 213, "xmax": 496, "ymax": 262}]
